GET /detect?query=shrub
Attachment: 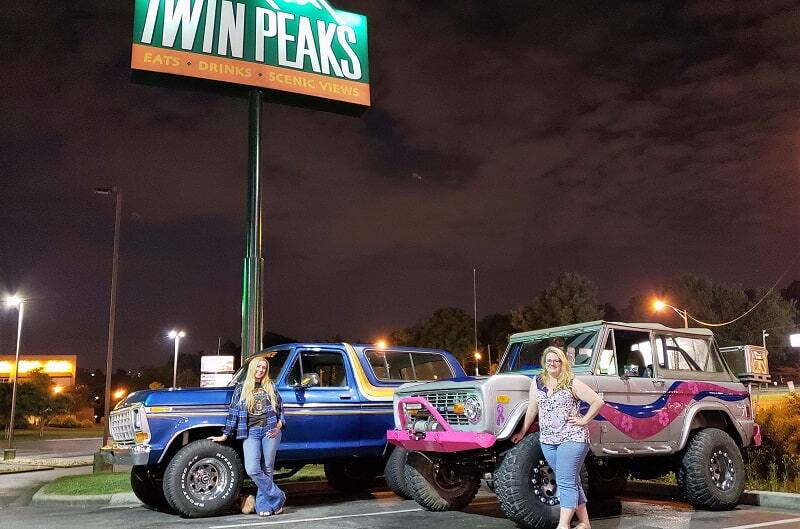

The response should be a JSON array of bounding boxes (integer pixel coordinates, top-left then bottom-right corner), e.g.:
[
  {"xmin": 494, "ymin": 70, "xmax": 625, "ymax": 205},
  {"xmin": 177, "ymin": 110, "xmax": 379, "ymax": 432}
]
[
  {"xmin": 48, "ymin": 415, "xmax": 82, "ymax": 428},
  {"xmin": 744, "ymin": 394, "xmax": 800, "ymax": 493},
  {"xmin": 80, "ymin": 419, "xmax": 95, "ymax": 428}
]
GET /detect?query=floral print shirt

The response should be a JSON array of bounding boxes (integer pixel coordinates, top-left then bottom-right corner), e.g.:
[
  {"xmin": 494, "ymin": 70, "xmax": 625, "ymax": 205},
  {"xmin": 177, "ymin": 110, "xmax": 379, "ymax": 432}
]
[{"xmin": 535, "ymin": 376, "xmax": 588, "ymax": 445}]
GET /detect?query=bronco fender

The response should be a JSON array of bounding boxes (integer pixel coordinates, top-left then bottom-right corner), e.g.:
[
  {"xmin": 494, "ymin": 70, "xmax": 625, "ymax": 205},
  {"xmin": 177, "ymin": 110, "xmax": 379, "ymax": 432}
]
[
  {"xmin": 495, "ymin": 400, "xmax": 531, "ymax": 441},
  {"xmin": 677, "ymin": 404, "xmax": 748, "ymax": 451},
  {"xmin": 156, "ymin": 422, "xmax": 227, "ymax": 464}
]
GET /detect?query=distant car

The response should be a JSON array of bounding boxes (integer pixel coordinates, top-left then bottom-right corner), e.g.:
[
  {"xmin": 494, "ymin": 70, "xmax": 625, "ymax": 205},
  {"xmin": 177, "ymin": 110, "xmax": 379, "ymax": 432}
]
[
  {"xmin": 101, "ymin": 342, "xmax": 465, "ymax": 517},
  {"xmin": 388, "ymin": 321, "xmax": 760, "ymax": 529}
]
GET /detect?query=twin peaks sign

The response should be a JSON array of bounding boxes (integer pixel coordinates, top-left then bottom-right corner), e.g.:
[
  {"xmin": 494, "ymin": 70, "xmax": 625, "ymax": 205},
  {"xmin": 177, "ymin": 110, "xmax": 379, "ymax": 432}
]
[{"xmin": 132, "ymin": 0, "xmax": 370, "ymax": 107}]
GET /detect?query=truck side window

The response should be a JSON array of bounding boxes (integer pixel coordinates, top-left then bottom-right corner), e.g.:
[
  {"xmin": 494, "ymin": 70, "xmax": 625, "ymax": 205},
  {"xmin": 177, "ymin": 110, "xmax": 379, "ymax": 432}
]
[
  {"xmin": 596, "ymin": 331, "xmax": 617, "ymax": 376},
  {"xmin": 613, "ymin": 330, "xmax": 654, "ymax": 378},
  {"xmin": 286, "ymin": 351, "xmax": 348, "ymax": 387},
  {"xmin": 655, "ymin": 335, "xmax": 722, "ymax": 372}
]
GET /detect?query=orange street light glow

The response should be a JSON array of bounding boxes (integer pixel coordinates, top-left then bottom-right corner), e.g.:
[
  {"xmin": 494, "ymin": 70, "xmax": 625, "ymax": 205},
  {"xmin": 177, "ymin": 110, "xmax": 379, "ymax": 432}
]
[
  {"xmin": 653, "ymin": 299, "xmax": 666, "ymax": 311},
  {"xmin": 474, "ymin": 352, "xmax": 482, "ymax": 360},
  {"xmin": 376, "ymin": 340, "xmax": 388, "ymax": 349},
  {"xmin": 113, "ymin": 389, "xmax": 127, "ymax": 400},
  {"xmin": 52, "ymin": 385, "xmax": 63, "ymax": 394}
]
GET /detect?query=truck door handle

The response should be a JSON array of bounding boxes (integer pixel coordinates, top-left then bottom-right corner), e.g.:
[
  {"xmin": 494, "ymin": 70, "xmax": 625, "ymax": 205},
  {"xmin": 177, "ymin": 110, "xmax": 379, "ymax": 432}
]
[
  {"xmin": 339, "ymin": 393, "xmax": 352, "ymax": 399},
  {"xmin": 652, "ymin": 380, "xmax": 665, "ymax": 387}
]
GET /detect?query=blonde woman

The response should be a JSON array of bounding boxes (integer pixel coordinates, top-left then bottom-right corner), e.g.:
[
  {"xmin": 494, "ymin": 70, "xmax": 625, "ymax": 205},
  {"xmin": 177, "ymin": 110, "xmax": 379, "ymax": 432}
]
[
  {"xmin": 511, "ymin": 346, "xmax": 604, "ymax": 529},
  {"xmin": 209, "ymin": 358, "xmax": 285, "ymax": 517}
]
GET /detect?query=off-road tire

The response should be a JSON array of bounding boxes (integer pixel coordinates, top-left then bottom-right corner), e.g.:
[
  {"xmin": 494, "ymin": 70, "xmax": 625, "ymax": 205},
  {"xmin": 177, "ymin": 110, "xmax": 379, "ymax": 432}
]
[
  {"xmin": 678, "ymin": 428, "xmax": 745, "ymax": 510},
  {"xmin": 586, "ymin": 456, "xmax": 629, "ymax": 500},
  {"xmin": 495, "ymin": 433, "xmax": 589, "ymax": 529},
  {"xmin": 404, "ymin": 452, "xmax": 481, "ymax": 511},
  {"xmin": 384, "ymin": 447, "xmax": 412, "ymax": 499},
  {"xmin": 324, "ymin": 459, "xmax": 380, "ymax": 493},
  {"xmin": 131, "ymin": 465, "xmax": 171, "ymax": 511},
  {"xmin": 163, "ymin": 440, "xmax": 244, "ymax": 518}
]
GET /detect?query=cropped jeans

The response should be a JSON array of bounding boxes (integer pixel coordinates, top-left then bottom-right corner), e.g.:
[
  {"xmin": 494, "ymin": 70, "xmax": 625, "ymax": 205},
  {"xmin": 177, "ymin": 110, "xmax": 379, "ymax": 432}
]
[
  {"xmin": 243, "ymin": 426, "xmax": 285, "ymax": 514},
  {"xmin": 541, "ymin": 441, "xmax": 589, "ymax": 509}
]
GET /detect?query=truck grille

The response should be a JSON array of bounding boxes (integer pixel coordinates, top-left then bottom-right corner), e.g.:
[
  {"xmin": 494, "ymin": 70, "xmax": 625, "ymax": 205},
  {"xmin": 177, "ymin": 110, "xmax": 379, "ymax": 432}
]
[
  {"xmin": 410, "ymin": 391, "xmax": 470, "ymax": 425},
  {"xmin": 109, "ymin": 408, "xmax": 135, "ymax": 443}
]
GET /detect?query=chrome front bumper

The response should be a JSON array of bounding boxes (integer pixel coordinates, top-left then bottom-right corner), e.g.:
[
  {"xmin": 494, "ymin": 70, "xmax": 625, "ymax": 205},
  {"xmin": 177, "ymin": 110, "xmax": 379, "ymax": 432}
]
[{"xmin": 100, "ymin": 443, "xmax": 151, "ymax": 466}]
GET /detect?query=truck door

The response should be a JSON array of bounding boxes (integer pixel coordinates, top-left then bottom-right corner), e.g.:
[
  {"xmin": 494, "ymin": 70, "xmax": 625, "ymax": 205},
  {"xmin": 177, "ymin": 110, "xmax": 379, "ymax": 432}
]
[
  {"xmin": 278, "ymin": 347, "xmax": 360, "ymax": 459},
  {"xmin": 595, "ymin": 328, "xmax": 671, "ymax": 448}
]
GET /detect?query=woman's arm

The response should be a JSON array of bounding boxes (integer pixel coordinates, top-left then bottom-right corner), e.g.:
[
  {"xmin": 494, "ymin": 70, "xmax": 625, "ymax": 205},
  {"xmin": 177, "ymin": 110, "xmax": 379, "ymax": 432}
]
[
  {"xmin": 210, "ymin": 385, "xmax": 241, "ymax": 442},
  {"xmin": 511, "ymin": 380, "xmax": 539, "ymax": 443},
  {"xmin": 568, "ymin": 379, "xmax": 605, "ymax": 427}
]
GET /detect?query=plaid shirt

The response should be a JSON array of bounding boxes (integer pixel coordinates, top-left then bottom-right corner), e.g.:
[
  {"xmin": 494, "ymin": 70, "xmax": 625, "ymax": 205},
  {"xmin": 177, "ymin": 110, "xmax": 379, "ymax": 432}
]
[{"xmin": 223, "ymin": 383, "xmax": 285, "ymax": 440}]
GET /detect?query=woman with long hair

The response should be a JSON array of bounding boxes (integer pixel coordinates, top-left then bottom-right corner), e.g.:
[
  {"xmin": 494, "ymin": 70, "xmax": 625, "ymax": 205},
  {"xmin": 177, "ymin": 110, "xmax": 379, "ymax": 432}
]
[
  {"xmin": 511, "ymin": 346, "xmax": 605, "ymax": 529},
  {"xmin": 210, "ymin": 357, "xmax": 285, "ymax": 517}
]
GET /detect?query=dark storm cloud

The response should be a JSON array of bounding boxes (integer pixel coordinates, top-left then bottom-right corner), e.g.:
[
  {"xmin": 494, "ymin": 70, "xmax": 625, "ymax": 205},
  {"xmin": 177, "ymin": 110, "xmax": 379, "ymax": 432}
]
[{"xmin": 1, "ymin": 0, "xmax": 799, "ymax": 369}]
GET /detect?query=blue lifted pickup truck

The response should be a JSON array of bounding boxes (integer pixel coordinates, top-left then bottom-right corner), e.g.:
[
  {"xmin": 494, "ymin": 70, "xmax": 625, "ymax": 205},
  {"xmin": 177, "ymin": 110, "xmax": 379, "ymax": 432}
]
[{"xmin": 101, "ymin": 342, "xmax": 465, "ymax": 517}]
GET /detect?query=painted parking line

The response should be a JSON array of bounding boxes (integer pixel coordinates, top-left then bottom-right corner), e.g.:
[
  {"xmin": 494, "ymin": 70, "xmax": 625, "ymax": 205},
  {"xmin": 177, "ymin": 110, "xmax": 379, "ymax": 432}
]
[
  {"xmin": 208, "ymin": 507, "xmax": 424, "ymax": 529},
  {"xmin": 723, "ymin": 518, "xmax": 800, "ymax": 529}
]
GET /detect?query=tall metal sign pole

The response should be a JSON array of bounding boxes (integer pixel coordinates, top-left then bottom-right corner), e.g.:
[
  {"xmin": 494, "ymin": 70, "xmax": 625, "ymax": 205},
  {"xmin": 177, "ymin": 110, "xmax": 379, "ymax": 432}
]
[
  {"xmin": 130, "ymin": 0, "xmax": 370, "ymax": 368},
  {"xmin": 242, "ymin": 90, "xmax": 264, "ymax": 363}
]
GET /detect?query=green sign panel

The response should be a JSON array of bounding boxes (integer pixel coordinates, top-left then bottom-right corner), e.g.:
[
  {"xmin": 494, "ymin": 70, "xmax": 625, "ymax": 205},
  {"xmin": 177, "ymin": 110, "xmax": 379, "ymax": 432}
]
[{"xmin": 132, "ymin": 0, "xmax": 370, "ymax": 106}]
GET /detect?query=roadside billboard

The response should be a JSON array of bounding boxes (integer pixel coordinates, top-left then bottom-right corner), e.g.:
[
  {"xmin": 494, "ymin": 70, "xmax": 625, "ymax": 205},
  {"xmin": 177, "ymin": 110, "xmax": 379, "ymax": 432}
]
[{"xmin": 132, "ymin": 0, "xmax": 370, "ymax": 108}]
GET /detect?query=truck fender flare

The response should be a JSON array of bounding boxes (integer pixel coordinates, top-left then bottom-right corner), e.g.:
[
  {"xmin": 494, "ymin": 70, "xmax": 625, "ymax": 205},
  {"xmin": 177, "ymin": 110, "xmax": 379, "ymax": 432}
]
[
  {"xmin": 157, "ymin": 422, "xmax": 227, "ymax": 464},
  {"xmin": 677, "ymin": 403, "xmax": 742, "ymax": 450}
]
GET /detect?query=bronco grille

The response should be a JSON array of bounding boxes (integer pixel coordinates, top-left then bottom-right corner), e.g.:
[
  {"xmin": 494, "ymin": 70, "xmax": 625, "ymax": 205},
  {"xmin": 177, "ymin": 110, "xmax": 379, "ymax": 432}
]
[
  {"xmin": 109, "ymin": 408, "xmax": 135, "ymax": 443},
  {"xmin": 410, "ymin": 391, "xmax": 471, "ymax": 426}
]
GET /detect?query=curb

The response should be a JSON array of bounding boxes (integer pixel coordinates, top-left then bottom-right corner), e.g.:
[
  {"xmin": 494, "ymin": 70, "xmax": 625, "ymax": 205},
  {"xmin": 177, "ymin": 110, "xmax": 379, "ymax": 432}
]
[
  {"xmin": 30, "ymin": 490, "xmax": 139, "ymax": 508},
  {"xmin": 624, "ymin": 481, "xmax": 800, "ymax": 512},
  {"xmin": 0, "ymin": 465, "xmax": 55, "ymax": 475}
]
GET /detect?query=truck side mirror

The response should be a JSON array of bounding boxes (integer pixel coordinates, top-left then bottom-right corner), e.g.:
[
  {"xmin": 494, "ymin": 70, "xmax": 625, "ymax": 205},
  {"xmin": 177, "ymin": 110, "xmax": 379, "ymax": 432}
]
[{"xmin": 299, "ymin": 373, "xmax": 320, "ymax": 389}]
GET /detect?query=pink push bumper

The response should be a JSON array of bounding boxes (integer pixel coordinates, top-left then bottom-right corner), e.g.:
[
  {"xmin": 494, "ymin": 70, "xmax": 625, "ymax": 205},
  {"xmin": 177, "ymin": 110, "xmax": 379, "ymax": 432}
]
[{"xmin": 386, "ymin": 396, "xmax": 496, "ymax": 453}]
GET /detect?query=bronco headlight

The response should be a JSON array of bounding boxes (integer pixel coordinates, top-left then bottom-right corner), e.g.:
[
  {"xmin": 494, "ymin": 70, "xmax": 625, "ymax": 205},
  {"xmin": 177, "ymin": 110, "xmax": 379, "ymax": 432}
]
[{"xmin": 463, "ymin": 395, "xmax": 482, "ymax": 424}]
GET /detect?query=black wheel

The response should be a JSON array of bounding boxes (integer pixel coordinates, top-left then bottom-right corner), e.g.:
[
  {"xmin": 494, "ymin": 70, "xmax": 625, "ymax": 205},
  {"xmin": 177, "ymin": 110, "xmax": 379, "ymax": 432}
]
[
  {"xmin": 324, "ymin": 458, "xmax": 380, "ymax": 493},
  {"xmin": 384, "ymin": 447, "xmax": 412, "ymax": 499},
  {"xmin": 678, "ymin": 428, "xmax": 745, "ymax": 510},
  {"xmin": 404, "ymin": 452, "xmax": 480, "ymax": 511},
  {"xmin": 495, "ymin": 433, "xmax": 589, "ymax": 529},
  {"xmin": 131, "ymin": 465, "xmax": 171, "ymax": 511},
  {"xmin": 586, "ymin": 456, "xmax": 629, "ymax": 500},
  {"xmin": 162, "ymin": 440, "xmax": 244, "ymax": 518}
]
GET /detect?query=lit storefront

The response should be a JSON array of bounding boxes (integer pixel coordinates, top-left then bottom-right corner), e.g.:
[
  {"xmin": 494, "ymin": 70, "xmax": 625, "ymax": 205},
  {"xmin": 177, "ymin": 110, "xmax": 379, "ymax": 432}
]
[{"xmin": 0, "ymin": 355, "xmax": 77, "ymax": 387}]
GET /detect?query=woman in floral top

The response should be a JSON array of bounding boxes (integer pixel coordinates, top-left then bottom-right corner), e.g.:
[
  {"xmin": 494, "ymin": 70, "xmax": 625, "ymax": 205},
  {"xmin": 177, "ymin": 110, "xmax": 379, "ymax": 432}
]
[{"xmin": 512, "ymin": 346, "xmax": 605, "ymax": 529}]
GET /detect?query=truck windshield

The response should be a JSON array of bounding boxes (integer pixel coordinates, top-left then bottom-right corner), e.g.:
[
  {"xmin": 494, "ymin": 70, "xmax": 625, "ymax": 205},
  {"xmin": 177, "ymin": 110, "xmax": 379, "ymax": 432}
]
[
  {"xmin": 499, "ymin": 329, "xmax": 600, "ymax": 374},
  {"xmin": 229, "ymin": 350, "xmax": 291, "ymax": 386},
  {"xmin": 364, "ymin": 350, "xmax": 454, "ymax": 381}
]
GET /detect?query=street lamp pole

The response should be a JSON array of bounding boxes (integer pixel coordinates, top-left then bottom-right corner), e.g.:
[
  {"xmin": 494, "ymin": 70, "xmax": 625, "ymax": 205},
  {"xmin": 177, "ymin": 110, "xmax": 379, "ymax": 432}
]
[
  {"xmin": 95, "ymin": 187, "xmax": 122, "ymax": 449},
  {"xmin": 654, "ymin": 300, "xmax": 689, "ymax": 328},
  {"xmin": 5, "ymin": 296, "xmax": 25, "ymax": 453},
  {"xmin": 169, "ymin": 330, "xmax": 186, "ymax": 388}
]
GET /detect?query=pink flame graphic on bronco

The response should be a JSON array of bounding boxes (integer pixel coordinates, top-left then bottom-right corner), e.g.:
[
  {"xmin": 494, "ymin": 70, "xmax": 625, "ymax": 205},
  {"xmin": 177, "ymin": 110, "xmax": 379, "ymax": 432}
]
[{"xmin": 599, "ymin": 381, "xmax": 748, "ymax": 440}]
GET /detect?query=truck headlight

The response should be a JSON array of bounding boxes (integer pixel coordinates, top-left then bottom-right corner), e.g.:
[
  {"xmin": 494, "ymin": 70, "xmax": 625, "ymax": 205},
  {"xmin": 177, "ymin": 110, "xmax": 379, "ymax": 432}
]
[
  {"xmin": 133, "ymin": 409, "xmax": 141, "ymax": 429},
  {"xmin": 463, "ymin": 395, "xmax": 482, "ymax": 424}
]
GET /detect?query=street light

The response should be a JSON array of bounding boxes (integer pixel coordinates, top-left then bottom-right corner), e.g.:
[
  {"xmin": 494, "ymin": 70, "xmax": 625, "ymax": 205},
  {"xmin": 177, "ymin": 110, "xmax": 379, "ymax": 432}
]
[
  {"xmin": 95, "ymin": 186, "xmax": 122, "ymax": 449},
  {"xmin": 790, "ymin": 333, "xmax": 800, "ymax": 348},
  {"xmin": 4, "ymin": 295, "xmax": 25, "ymax": 456},
  {"xmin": 474, "ymin": 351, "xmax": 482, "ymax": 376},
  {"xmin": 169, "ymin": 330, "xmax": 186, "ymax": 388},
  {"xmin": 653, "ymin": 299, "xmax": 689, "ymax": 328}
]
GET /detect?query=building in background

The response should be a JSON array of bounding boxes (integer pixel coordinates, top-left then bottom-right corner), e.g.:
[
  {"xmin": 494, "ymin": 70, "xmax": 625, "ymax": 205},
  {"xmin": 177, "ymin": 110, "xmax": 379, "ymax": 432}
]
[{"xmin": 0, "ymin": 355, "xmax": 77, "ymax": 387}]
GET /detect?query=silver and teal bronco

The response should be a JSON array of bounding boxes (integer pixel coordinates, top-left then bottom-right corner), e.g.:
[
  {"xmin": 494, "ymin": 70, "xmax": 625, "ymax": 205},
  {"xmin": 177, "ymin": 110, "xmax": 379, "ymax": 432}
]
[{"xmin": 387, "ymin": 321, "xmax": 760, "ymax": 529}]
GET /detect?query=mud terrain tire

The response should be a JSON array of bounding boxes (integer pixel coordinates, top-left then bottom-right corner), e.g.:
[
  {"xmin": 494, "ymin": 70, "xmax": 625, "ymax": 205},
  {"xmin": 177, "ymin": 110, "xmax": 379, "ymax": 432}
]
[
  {"xmin": 678, "ymin": 428, "xmax": 745, "ymax": 510},
  {"xmin": 384, "ymin": 447, "xmax": 412, "ymax": 499},
  {"xmin": 404, "ymin": 452, "xmax": 480, "ymax": 511}
]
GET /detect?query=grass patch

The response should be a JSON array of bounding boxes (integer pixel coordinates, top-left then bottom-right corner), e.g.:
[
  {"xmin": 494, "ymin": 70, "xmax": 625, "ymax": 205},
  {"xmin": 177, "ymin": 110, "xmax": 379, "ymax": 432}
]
[
  {"xmin": 276, "ymin": 464, "xmax": 325, "ymax": 483},
  {"xmin": 39, "ymin": 472, "xmax": 131, "ymax": 495},
  {"xmin": 6, "ymin": 426, "xmax": 104, "ymax": 441}
]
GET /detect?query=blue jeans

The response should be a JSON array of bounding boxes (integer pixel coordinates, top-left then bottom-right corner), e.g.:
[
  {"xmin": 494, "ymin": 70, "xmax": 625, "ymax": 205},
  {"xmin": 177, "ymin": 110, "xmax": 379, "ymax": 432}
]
[
  {"xmin": 243, "ymin": 426, "xmax": 285, "ymax": 514},
  {"xmin": 541, "ymin": 441, "xmax": 589, "ymax": 509}
]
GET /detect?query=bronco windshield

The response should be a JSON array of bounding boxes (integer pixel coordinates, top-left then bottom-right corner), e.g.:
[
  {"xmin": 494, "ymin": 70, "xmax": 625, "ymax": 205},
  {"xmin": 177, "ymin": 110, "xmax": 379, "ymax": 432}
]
[{"xmin": 499, "ymin": 327, "xmax": 601, "ymax": 374}]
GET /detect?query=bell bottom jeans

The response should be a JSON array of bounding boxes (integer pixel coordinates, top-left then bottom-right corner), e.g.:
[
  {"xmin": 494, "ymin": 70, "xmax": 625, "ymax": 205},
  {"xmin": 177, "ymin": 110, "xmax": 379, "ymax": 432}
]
[
  {"xmin": 243, "ymin": 426, "xmax": 285, "ymax": 514},
  {"xmin": 541, "ymin": 441, "xmax": 589, "ymax": 509}
]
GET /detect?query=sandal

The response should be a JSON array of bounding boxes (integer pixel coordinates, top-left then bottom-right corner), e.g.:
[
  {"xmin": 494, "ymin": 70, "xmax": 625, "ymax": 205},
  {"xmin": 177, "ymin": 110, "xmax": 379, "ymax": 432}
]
[{"xmin": 273, "ymin": 507, "xmax": 284, "ymax": 515}]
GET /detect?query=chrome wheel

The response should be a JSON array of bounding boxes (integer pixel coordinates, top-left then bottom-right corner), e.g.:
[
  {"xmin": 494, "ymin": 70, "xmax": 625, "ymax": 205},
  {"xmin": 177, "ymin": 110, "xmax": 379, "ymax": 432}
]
[
  {"xmin": 709, "ymin": 449, "xmax": 735, "ymax": 491},
  {"xmin": 187, "ymin": 457, "xmax": 229, "ymax": 501},
  {"xmin": 530, "ymin": 458, "xmax": 559, "ymax": 505}
]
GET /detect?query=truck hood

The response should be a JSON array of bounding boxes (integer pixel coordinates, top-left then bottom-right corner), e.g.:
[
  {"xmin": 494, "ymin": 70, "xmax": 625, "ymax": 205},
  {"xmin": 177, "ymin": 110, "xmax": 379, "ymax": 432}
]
[
  {"xmin": 118, "ymin": 386, "xmax": 235, "ymax": 408},
  {"xmin": 395, "ymin": 372, "xmax": 534, "ymax": 396}
]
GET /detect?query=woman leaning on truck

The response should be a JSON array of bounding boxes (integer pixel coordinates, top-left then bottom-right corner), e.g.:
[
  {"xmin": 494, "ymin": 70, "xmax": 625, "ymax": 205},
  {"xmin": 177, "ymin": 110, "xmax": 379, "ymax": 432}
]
[
  {"xmin": 209, "ymin": 357, "xmax": 286, "ymax": 517},
  {"xmin": 511, "ymin": 346, "xmax": 605, "ymax": 529}
]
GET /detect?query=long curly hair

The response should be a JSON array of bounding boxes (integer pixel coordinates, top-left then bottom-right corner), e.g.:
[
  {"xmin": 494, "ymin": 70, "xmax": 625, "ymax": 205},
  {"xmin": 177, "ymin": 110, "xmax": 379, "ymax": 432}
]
[
  {"xmin": 538, "ymin": 346, "xmax": 574, "ymax": 393},
  {"xmin": 240, "ymin": 357, "xmax": 278, "ymax": 413}
]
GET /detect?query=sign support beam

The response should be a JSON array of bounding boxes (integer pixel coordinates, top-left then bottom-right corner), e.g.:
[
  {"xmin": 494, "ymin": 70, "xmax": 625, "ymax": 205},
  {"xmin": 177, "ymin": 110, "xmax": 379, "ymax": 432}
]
[{"xmin": 241, "ymin": 89, "xmax": 264, "ymax": 364}]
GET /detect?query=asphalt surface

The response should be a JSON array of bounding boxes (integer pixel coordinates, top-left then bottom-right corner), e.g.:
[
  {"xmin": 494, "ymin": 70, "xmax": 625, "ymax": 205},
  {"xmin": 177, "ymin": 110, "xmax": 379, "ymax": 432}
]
[
  {"xmin": 10, "ymin": 436, "xmax": 102, "ymax": 458},
  {"xmin": 4, "ymin": 483, "xmax": 800, "ymax": 529}
]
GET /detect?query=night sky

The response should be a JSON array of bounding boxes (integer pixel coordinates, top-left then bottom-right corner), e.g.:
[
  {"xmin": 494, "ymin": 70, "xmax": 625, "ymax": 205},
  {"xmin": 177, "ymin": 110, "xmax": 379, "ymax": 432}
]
[{"xmin": 2, "ymin": 1, "xmax": 799, "ymax": 371}]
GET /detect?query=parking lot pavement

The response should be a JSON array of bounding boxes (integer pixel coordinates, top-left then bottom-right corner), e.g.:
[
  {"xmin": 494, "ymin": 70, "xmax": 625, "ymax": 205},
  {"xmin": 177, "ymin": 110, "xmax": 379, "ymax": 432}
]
[{"xmin": 4, "ymin": 484, "xmax": 800, "ymax": 529}]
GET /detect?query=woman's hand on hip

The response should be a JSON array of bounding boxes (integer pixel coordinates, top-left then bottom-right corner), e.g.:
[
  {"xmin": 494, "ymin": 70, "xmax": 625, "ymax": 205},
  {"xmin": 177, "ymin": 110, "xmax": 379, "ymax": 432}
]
[
  {"xmin": 567, "ymin": 414, "xmax": 588, "ymax": 427},
  {"xmin": 511, "ymin": 431, "xmax": 525, "ymax": 444},
  {"xmin": 267, "ymin": 428, "xmax": 280, "ymax": 439},
  {"xmin": 208, "ymin": 434, "xmax": 228, "ymax": 443}
]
